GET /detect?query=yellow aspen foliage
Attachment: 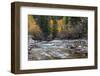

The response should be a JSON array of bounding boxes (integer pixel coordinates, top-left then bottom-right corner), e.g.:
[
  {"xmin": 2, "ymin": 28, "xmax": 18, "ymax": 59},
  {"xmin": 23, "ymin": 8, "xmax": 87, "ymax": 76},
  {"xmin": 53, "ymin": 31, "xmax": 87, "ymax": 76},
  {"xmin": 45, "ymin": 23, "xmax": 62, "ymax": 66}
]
[
  {"xmin": 57, "ymin": 19, "xmax": 63, "ymax": 32},
  {"xmin": 49, "ymin": 19, "xmax": 54, "ymax": 32},
  {"xmin": 28, "ymin": 15, "xmax": 41, "ymax": 34},
  {"xmin": 49, "ymin": 19, "xmax": 54, "ymax": 26}
]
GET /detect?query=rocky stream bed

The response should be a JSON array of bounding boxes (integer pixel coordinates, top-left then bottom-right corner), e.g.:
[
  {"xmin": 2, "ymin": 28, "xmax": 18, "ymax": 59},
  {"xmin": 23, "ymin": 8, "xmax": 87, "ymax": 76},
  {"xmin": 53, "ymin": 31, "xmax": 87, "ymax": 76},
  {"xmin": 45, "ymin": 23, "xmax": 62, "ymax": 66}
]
[{"xmin": 28, "ymin": 35, "xmax": 88, "ymax": 60}]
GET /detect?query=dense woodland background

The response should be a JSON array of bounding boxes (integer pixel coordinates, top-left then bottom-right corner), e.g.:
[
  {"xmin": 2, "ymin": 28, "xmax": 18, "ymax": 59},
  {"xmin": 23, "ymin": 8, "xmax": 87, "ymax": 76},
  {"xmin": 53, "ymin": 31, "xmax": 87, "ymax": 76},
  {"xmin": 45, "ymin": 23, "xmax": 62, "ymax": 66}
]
[{"xmin": 28, "ymin": 15, "xmax": 88, "ymax": 41}]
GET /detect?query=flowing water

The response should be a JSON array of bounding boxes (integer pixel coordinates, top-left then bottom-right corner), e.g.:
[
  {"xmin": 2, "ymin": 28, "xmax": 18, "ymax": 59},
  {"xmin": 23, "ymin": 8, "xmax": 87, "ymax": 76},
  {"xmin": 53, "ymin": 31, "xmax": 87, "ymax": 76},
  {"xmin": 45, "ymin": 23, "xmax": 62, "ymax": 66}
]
[{"xmin": 28, "ymin": 36, "xmax": 88, "ymax": 60}]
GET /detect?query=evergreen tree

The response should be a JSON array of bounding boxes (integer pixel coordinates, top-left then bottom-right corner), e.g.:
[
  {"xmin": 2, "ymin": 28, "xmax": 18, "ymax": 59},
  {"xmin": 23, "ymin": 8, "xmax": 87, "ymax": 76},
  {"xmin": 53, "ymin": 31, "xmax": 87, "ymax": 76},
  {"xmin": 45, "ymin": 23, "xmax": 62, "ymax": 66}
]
[
  {"xmin": 52, "ymin": 16, "xmax": 58, "ymax": 39},
  {"xmin": 39, "ymin": 16, "xmax": 51, "ymax": 40}
]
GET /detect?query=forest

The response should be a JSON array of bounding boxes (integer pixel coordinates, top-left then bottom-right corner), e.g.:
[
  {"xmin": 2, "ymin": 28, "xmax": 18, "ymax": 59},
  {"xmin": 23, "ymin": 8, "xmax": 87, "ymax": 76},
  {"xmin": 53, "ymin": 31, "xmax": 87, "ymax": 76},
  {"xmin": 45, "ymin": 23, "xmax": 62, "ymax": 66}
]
[
  {"xmin": 28, "ymin": 15, "xmax": 88, "ymax": 60},
  {"xmin": 28, "ymin": 15, "xmax": 88, "ymax": 41}
]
